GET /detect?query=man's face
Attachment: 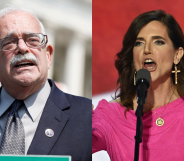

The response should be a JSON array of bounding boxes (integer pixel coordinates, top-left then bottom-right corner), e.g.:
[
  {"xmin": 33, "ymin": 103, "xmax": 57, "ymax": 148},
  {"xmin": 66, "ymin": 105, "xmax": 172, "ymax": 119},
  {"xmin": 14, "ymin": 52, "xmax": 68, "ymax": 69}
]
[{"xmin": 0, "ymin": 11, "xmax": 53, "ymax": 90}]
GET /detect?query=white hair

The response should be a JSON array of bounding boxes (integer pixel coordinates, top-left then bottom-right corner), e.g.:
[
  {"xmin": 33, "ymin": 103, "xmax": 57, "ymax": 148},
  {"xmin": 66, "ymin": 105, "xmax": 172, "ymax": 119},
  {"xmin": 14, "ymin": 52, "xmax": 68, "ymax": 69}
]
[{"xmin": 0, "ymin": 4, "xmax": 45, "ymax": 34}]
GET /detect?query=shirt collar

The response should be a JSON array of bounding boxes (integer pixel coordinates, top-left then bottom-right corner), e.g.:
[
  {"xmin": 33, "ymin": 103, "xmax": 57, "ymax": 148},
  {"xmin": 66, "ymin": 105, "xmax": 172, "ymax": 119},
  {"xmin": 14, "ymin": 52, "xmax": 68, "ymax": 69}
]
[
  {"xmin": 0, "ymin": 88, "xmax": 15, "ymax": 117},
  {"xmin": 24, "ymin": 80, "xmax": 51, "ymax": 122},
  {"xmin": 0, "ymin": 80, "xmax": 51, "ymax": 121}
]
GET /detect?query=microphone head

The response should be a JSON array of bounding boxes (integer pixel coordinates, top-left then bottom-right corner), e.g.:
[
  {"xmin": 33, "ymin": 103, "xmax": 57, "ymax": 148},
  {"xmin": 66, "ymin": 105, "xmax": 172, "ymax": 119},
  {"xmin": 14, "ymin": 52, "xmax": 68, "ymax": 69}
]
[{"xmin": 135, "ymin": 68, "xmax": 151, "ymax": 86}]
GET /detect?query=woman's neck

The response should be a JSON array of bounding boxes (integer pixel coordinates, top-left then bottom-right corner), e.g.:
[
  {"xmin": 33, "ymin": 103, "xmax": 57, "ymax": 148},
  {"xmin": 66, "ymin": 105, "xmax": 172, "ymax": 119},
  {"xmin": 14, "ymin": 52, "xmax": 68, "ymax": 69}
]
[{"xmin": 133, "ymin": 78, "xmax": 180, "ymax": 113}]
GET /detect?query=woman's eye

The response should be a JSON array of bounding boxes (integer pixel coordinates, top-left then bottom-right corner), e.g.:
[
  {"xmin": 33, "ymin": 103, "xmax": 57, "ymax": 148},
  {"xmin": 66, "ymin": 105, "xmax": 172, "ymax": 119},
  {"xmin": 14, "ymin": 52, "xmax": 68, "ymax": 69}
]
[
  {"xmin": 134, "ymin": 41, "xmax": 143, "ymax": 46},
  {"xmin": 155, "ymin": 40, "xmax": 165, "ymax": 45}
]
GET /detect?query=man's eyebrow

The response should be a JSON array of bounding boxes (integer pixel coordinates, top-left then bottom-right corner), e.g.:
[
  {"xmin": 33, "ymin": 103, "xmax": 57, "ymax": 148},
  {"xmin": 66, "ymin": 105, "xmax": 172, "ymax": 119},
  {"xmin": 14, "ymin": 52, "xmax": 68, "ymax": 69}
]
[
  {"xmin": 23, "ymin": 32, "xmax": 36, "ymax": 35},
  {"xmin": 1, "ymin": 32, "xmax": 37, "ymax": 40},
  {"xmin": 23, "ymin": 32, "xmax": 38, "ymax": 37},
  {"xmin": 1, "ymin": 32, "xmax": 17, "ymax": 40}
]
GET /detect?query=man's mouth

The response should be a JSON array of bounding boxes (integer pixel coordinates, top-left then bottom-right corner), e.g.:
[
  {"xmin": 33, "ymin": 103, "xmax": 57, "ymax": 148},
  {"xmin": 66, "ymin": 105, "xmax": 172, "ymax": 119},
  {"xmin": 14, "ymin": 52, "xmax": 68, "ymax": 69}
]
[
  {"xmin": 143, "ymin": 58, "xmax": 157, "ymax": 71},
  {"xmin": 15, "ymin": 61, "xmax": 35, "ymax": 68}
]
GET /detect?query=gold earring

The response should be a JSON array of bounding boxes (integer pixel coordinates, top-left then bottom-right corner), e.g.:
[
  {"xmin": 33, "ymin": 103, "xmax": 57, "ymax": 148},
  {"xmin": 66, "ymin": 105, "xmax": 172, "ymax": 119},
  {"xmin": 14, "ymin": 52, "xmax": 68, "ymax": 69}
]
[
  {"xmin": 134, "ymin": 71, "xmax": 136, "ymax": 86},
  {"xmin": 172, "ymin": 64, "xmax": 180, "ymax": 84}
]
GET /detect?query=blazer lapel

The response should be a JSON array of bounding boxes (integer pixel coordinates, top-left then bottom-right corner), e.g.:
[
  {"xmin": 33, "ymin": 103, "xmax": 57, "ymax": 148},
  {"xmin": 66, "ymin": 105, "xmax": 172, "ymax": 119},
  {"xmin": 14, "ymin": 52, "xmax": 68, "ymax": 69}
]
[{"xmin": 27, "ymin": 80, "xmax": 70, "ymax": 155}]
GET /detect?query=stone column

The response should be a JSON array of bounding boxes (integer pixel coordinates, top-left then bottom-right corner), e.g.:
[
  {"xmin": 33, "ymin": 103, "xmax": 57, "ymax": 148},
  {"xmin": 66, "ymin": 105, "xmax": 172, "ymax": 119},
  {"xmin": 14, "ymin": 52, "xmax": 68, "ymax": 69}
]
[{"xmin": 63, "ymin": 34, "xmax": 86, "ymax": 96}]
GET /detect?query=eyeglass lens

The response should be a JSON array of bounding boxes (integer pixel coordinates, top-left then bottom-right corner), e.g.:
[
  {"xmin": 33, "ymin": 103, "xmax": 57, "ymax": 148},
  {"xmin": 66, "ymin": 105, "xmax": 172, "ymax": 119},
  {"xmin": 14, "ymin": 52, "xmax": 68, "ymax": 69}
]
[{"xmin": 1, "ymin": 33, "xmax": 46, "ymax": 51}]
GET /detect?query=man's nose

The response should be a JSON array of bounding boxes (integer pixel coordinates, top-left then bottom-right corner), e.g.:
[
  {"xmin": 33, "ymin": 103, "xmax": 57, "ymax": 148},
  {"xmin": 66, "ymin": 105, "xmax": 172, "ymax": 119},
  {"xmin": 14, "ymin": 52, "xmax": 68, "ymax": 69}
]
[{"xmin": 16, "ymin": 38, "xmax": 30, "ymax": 54}]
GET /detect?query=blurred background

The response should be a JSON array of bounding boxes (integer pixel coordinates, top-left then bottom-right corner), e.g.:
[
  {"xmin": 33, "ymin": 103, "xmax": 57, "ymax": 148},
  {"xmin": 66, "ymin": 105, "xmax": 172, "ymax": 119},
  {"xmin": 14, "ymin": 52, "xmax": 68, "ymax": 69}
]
[
  {"xmin": 92, "ymin": 0, "xmax": 184, "ymax": 160},
  {"xmin": 0, "ymin": 0, "xmax": 92, "ymax": 99}
]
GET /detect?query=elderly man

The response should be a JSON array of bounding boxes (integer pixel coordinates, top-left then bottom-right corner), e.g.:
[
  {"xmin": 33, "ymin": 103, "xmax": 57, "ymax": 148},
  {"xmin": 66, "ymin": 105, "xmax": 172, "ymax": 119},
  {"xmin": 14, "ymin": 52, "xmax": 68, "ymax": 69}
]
[{"xmin": 0, "ymin": 6, "xmax": 91, "ymax": 161}]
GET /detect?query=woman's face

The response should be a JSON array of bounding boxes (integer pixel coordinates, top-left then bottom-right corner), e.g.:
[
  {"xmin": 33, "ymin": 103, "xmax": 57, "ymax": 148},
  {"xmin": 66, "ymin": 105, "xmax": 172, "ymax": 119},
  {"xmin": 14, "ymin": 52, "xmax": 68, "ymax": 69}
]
[{"xmin": 133, "ymin": 20, "xmax": 182, "ymax": 84}]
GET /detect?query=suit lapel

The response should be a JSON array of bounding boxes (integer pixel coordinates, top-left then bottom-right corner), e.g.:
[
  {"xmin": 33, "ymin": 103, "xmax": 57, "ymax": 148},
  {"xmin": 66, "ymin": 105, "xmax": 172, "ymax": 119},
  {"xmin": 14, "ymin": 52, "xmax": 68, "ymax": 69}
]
[{"xmin": 27, "ymin": 80, "xmax": 70, "ymax": 154}]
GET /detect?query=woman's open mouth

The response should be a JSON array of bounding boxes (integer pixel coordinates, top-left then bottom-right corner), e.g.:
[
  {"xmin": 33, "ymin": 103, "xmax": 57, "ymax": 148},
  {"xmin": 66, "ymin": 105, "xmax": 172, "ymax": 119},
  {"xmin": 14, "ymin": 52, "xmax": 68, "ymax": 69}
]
[{"xmin": 143, "ymin": 58, "xmax": 157, "ymax": 71}]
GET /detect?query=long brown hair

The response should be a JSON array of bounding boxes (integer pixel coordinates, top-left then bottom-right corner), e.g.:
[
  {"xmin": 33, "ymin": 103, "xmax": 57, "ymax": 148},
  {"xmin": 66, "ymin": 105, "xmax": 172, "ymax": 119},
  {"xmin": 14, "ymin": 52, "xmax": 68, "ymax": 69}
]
[{"xmin": 115, "ymin": 10, "xmax": 184, "ymax": 109}]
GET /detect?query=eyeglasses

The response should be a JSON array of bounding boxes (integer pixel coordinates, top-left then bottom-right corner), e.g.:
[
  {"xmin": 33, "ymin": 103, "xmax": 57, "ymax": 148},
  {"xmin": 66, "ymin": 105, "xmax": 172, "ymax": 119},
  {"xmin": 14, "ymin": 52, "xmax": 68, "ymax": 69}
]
[{"xmin": 0, "ymin": 33, "xmax": 48, "ymax": 52}]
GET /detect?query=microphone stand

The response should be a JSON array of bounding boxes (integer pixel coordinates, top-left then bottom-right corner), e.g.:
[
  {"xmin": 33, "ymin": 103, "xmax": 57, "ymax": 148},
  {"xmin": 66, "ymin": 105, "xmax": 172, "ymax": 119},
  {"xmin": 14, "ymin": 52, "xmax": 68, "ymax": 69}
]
[{"xmin": 134, "ymin": 82, "xmax": 147, "ymax": 161}]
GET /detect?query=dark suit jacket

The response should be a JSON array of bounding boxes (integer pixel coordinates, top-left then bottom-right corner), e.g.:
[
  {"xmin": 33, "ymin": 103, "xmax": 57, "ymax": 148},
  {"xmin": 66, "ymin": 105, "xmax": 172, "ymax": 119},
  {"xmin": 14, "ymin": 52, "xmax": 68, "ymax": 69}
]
[{"xmin": 27, "ymin": 79, "xmax": 92, "ymax": 161}]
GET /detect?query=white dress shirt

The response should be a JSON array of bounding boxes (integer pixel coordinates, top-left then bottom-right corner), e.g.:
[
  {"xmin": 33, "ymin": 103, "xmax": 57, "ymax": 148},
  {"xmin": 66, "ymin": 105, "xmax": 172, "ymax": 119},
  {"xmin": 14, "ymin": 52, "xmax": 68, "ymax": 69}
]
[{"xmin": 0, "ymin": 80, "xmax": 51, "ymax": 154}]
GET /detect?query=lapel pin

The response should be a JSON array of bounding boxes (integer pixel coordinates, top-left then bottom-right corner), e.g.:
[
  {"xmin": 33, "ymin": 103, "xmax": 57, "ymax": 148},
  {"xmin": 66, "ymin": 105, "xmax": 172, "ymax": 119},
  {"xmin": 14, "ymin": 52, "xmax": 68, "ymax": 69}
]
[{"xmin": 45, "ymin": 129, "xmax": 54, "ymax": 137}]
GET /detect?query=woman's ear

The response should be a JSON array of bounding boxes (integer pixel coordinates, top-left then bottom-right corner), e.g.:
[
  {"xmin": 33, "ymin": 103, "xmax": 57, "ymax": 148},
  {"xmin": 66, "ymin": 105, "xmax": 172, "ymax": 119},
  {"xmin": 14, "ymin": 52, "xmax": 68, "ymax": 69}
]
[{"xmin": 174, "ymin": 47, "xmax": 184, "ymax": 65}]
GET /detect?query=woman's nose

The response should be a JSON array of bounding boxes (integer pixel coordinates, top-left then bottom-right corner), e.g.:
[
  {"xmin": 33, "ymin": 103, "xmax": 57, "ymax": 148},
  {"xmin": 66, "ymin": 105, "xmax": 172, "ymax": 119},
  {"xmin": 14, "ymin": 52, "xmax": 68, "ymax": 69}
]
[{"xmin": 144, "ymin": 43, "xmax": 151, "ymax": 55}]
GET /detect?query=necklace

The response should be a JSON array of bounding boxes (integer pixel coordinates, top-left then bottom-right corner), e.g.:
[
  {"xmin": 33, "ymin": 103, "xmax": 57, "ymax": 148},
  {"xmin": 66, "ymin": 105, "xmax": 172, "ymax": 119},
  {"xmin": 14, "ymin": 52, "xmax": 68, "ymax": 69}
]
[{"xmin": 154, "ymin": 91, "xmax": 174, "ymax": 126}]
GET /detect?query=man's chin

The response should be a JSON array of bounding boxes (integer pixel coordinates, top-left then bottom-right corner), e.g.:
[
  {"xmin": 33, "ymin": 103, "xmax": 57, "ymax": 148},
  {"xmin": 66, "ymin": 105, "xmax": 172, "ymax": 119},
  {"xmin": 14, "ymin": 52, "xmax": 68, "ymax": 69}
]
[{"xmin": 13, "ymin": 77, "xmax": 37, "ymax": 87}]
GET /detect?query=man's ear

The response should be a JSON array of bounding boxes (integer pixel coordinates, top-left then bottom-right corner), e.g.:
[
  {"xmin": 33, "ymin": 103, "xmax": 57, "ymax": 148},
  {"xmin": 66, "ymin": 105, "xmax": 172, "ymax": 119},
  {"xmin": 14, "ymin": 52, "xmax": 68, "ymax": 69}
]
[
  {"xmin": 174, "ymin": 47, "xmax": 184, "ymax": 65},
  {"xmin": 46, "ymin": 44, "xmax": 53, "ymax": 69}
]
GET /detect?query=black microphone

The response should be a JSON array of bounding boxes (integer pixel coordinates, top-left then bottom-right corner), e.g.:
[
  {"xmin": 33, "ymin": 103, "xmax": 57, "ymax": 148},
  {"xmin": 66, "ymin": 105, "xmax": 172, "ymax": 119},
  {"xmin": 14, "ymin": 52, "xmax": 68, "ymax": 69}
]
[
  {"xmin": 135, "ymin": 69, "xmax": 151, "ymax": 115},
  {"xmin": 134, "ymin": 68, "xmax": 150, "ymax": 161}
]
